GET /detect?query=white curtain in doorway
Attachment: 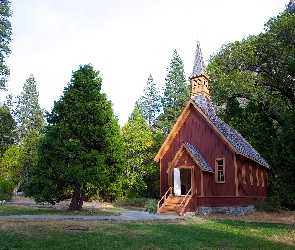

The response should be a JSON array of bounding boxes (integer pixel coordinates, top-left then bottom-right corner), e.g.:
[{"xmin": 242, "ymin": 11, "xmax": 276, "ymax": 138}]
[{"xmin": 174, "ymin": 168, "xmax": 181, "ymax": 196}]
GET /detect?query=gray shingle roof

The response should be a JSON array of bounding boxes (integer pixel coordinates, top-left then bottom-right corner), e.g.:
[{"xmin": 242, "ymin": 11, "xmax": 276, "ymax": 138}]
[
  {"xmin": 190, "ymin": 41, "xmax": 208, "ymax": 78},
  {"xmin": 184, "ymin": 142, "xmax": 213, "ymax": 172},
  {"xmin": 191, "ymin": 94, "xmax": 271, "ymax": 168}
]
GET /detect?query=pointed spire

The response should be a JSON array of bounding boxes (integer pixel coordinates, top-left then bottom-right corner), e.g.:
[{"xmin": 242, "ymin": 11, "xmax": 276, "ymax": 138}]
[
  {"xmin": 190, "ymin": 40, "xmax": 208, "ymax": 79},
  {"xmin": 287, "ymin": 0, "xmax": 295, "ymax": 13},
  {"xmin": 190, "ymin": 40, "xmax": 210, "ymax": 98}
]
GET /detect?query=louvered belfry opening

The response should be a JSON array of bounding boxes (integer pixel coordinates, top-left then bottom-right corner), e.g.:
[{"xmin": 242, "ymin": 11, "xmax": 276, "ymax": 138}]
[{"xmin": 190, "ymin": 41, "xmax": 210, "ymax": 98}]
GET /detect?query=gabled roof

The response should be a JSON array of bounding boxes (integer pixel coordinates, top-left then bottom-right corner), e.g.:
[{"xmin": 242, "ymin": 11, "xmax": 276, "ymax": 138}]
[
  {"xmin": 192, "ymin": 94, "xmax": 271, "ymax": 168},
  {"xmin": 167, "ymin": 142, "xmax": 213, "ymax": 173},
  {"xmin": 184, "ymin": 142, "xmax": 213, "ymax": 172},
  {"xmin": 190, "ymin": 41, "xmax": 209, "ymax": 79},
  {"xmin": 154, "ymin": 94, "xmax": 271, "ymax": 169}
]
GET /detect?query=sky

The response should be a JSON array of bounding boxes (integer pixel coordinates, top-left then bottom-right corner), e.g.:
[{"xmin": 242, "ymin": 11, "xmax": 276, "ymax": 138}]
[{"xmin": 1, "ymin": 0, "xmax": 287, "ymax": 125}]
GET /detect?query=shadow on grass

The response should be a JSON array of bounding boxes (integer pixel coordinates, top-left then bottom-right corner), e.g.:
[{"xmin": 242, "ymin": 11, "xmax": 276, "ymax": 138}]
[
  {"xmin": 0, "ymin": 218, "xmax": 294, "ymax": 249},
  {"xmin": 0, "ymin": 204, "xmax": 119, "ymax": 216}
]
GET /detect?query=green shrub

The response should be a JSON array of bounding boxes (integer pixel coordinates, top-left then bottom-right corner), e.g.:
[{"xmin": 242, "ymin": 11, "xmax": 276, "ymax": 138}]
[
  {"xmin": 0, "ymin": 178, "xmax": 14, "ymax": 201},
  {"xmin": 114, "ymin": 197, "xmax": 148, "ymax": 208},
  {"xmin": 114, "ymin": 197, "xmax": 159, "ymax": 214},
  {"xmin": 254, "ymin": 198, "xmax": 280, "ymax": 213},
  {"xmin": 143, "ymin": 199, "xmax": 158, "ymax": 214}
]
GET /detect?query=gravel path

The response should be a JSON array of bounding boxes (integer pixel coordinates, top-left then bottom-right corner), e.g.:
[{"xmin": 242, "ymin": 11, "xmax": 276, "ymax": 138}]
[
  {"xmin": 0, "ymin": 211, "xmax": 181, "ymax": 220},
  {"xmin": 1, "ymin": 195, "xmax": 181, "ymax": 221}
]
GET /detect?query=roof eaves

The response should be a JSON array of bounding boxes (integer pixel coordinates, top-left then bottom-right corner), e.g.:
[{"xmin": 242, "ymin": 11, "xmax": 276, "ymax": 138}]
[
  {"xmin": 183, "ymin": 142, "xmax": 214, "ymax": 172},
  {"xmin": 154, "ymin": 100, "xmax": 194, "ymax": 162},
  {"xmin": 191, "ymin": 95, "xmax": 271, "ymax": 169}
]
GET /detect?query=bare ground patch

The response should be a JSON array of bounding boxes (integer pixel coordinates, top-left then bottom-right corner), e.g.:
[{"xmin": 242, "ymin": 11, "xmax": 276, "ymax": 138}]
[
  {"xmin": 58, "ymin": 225, "xmax": 94, "ymax": 231},
  {"xmin": 197, "ymin": 210, "xmax": 295, "ymax": 224}
]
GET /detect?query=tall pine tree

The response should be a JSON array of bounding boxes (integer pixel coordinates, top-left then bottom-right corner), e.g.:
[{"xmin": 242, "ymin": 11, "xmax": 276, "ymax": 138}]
[
  {"xmin": 0, "ymin": 105, "xmax": 16, "ymax": 155},
  {"xmin": 0, "ymin": 0, "xmax": 12, "ymax": 90},
  {"xmin": 136, "ymin": 75, "xmax": 161, "ymax": 128},
  {"xmin": 15, "ymin": 74, "xmax": 44, "ymax": 142},
  {"xmin": 155, "ymin": 50, "xmax": 190, "ymax": 135}
]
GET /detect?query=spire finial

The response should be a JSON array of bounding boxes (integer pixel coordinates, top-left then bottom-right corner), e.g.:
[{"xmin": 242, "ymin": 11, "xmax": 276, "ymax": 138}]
[{"xmin": 190, "ymin": 40, "xmax": 209, "ymax": 79}]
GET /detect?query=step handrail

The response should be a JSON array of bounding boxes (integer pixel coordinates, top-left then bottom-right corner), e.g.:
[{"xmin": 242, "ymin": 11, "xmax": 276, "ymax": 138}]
[
  {"xmin": 179, "ymin": 187, "xmax": 192, "ymax": 215},
  {"xmin": 157, "ymin": 187, "xmax": 173, "ymax": 212}
]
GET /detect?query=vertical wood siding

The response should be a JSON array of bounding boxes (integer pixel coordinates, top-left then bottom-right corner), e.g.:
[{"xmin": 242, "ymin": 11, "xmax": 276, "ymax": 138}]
[
  {"xmin": 237, "ymin": 157, "xmax": 268, "ymax": 198},
  {"xmin": 160, "ymin": 109, "xmax": 236, "ymax": 196}
]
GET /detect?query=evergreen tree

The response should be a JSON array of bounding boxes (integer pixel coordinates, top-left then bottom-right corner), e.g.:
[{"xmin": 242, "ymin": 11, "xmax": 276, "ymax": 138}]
[
  {"xmin": 155, "ymin": 50, "xmax": 190, "ymax": 135},
  {"xmin": 0, "ymin": 106, "xmax": 16, "ymax": 155},
  {"xmin": 121, "ymin": 106, "xmax": 157, "ymax": 197},
  {"xmin": 3, "ymin": 93, "xmax": 14, "ymax": 115},
  {"xmin": 24, "ymin": 65, "xmax": 125, "ymax": 211},
  {"xmin": 137, "ymin": 75, "xmax": 161, "ymax": 128},
  {"xmin": 15, "ymin": 74, "xmax": 44, "ymax": 142},
  {"xmin": 0, "ymin": 0, "xmax": 12, "ymax": 90},
  {"xmin": 18, "ymin": 130, "xmax": 40, "ymax": 189}
]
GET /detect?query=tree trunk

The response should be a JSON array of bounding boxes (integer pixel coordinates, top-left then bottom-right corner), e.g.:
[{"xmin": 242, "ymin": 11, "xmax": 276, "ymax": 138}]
[
  {"xmin": 78, "ymin": 189, "xmax": 85, "ymax": 211},
  {"xmin": 69, "ymin": 181, "xmax": 83, "ymax": 211}
]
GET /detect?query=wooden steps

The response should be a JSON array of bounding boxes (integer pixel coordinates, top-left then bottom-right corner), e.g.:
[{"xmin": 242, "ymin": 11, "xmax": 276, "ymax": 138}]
[{"xmin": 157, "ymin": 195, "xmax": 184, "ymax": 215}]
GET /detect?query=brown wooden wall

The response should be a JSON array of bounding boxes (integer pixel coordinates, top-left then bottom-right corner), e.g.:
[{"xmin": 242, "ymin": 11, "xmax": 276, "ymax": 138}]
[
  {"xmin": 197, "ymin": 197, "xmax": 254, "ymax": 207},
  {"xmin": 160, "ymin": 108, "xmax": 236, "ymax": 197},
  {"xmin": 236, "ymin": 156, "xmax": 268, "ymax": 198}
]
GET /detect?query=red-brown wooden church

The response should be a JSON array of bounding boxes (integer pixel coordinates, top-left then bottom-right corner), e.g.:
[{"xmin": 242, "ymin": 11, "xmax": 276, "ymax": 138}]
[{"xmin": 155, "ymin": 41, "xmax": 271, "ymax": 216}]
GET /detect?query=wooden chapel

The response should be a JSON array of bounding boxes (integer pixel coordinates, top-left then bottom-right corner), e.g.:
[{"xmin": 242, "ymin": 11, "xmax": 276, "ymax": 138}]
[{"xmin": 155, "ymin": 41, "xmax": 271, "ymax": 216}]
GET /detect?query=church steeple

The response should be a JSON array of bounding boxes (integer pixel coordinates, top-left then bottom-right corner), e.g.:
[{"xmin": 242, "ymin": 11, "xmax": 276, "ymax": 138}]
[
  {"xmin": 288, "ymin": 0, "xmax": 295, "ymax": 13},
  {"xmin": 190, "ymin": 41, "xmax": 210, "ymax": 98}
]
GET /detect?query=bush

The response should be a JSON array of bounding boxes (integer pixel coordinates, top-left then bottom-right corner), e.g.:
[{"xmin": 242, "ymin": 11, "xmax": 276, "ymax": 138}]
[
  {"xmin": 0, "ymin": 178, "xmax": 14, "ymax": 201},
  {"xmin": 143, "ymin": 199, "xmax": 158, "ymax": 214},
  {"xmin": 114, "ymin": 197, "xmax": 159, "ymax": 214},
  {"xmin": 114, "ymin": 197, "xmax": 148, "ymax": 208},
  {"xmin": 254, "ymin": 198, "xmax": 280, "ymax": 213}
]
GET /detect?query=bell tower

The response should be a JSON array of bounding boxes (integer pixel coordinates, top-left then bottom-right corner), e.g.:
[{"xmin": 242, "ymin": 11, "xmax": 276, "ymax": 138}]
[{"xmin": 190, "ymin": 41, "xmax": 210, "ymax": 98}]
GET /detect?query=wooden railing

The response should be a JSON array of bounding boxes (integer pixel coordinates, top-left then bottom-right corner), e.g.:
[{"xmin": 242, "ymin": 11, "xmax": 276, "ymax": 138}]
[
  {"xmin": 157, "ymin": 187, "xmax": 173, "ymax": 212},
  {"xmin": 179, "ymin": 187, "xmax": 192, "ymax": 216}
]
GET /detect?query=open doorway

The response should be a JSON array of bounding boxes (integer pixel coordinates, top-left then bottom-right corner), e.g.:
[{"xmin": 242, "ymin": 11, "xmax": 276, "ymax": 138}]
[
  {"xmin": 180, "ymin": 168, "xmax": 191, "ymax": 195},
  {"xmin": 174, "ymin": 167, "xmax": 192, "ymax": 196}
]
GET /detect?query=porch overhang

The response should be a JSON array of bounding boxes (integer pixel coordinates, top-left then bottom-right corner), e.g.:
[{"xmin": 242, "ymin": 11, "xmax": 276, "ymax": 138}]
[{"xmin": 167, "ymin": 142, "xmax": 213, "ymax": 173}]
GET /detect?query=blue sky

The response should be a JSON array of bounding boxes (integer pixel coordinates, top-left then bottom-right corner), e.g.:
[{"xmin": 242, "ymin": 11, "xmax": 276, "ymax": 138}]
[{"xmin": 2, "ymin": 0, "xmax": 287, "ymax": 125}]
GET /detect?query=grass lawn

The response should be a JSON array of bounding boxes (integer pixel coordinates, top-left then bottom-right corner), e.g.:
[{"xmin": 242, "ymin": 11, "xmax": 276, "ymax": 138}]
[
  {"xmin": 0, "ymin": 204, "xmax": 120, "ymax": 216},
  {"xmin": 0, "ymin": 217, "xmax": 294, "ymax": 249}
]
